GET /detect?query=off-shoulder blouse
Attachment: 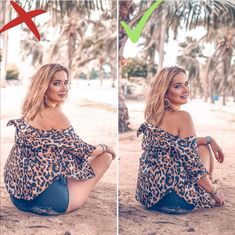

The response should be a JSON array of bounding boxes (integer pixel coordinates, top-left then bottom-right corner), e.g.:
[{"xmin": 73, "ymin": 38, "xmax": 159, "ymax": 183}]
[
  {"xmin": 4, "ymin": 118, "xmax": 96, "ymax": 200},
  {"xmin": 136, "ymin": 122, "xmax": 214, "ymax": 209}
]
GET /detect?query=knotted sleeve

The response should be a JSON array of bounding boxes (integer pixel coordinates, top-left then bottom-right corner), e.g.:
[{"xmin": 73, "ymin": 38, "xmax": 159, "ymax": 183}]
[{"xmin": 175, "ymin": 137, "xmax": 209, "ymax": 181}]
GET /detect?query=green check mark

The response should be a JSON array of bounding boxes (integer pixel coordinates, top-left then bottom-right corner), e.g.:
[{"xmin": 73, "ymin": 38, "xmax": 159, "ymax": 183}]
[{"xmin": 120, "ymin": 0, "xmax": 163, "ymax": 43}]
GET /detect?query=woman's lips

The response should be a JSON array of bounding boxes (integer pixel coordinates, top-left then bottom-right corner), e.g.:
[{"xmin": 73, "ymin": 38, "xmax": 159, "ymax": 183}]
[
  {"xmin": 58, "ymin": 93, "xmax": 67, "ymax": 97},
  {"xmin": 180, "ymin": 95, "xmax": 188, "ymax": 99}
]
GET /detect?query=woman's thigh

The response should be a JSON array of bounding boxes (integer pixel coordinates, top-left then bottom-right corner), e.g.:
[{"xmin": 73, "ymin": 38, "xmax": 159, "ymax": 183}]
[
  {"xmin": 66, "ymin": 152, "xmax": 112, "ymax": 212},
  {"xmin": 198, "ymin": 144, "xmax": 214, "ymax": 179}
]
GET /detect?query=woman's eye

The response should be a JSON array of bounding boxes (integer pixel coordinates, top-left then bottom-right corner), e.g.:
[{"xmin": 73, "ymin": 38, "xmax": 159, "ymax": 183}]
[
  {"xmin": 53, "ymin": 82, "xmax": 60, "ymax": 86},
  {"xmin": 64, "ymin": 81, "xmax": 69, "ymax": 86},
  {"xmin": 175, "ymin": 85, "xmax": 181, "ymax": 88},
  {"xmin": 185, "ymin": 82, "xmax": 189, "ymax": 86}
]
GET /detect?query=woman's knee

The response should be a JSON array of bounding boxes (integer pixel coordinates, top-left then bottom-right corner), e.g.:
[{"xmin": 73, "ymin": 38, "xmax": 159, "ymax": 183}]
[
  {"xmin": 99, "ymin": 152, "xmax": 113, "ymax": 167},
  {"xmin": 198, "ymin": 144, "xmax": 214, "ymax": 174},
  {"xmin": 198, "ymin": 145, "xmax": 210, "ymax": 158}
]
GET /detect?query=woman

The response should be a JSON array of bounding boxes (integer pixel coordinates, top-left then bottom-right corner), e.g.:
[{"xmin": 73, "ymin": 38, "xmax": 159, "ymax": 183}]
[
  {"xmin": 4, "ymin": 63, "xmax": 115, "ymax": 215},
  {"xmin": 136, "ymin": 66, "xmax": 225, "ymax": 214}
]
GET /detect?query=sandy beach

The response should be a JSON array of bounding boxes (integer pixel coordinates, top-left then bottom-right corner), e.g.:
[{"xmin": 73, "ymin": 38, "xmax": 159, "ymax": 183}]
[
  {"xmin": 0, "ymin": 83, "xmax": 117, "ymax": 235},
  {"xmin": 119, "ymin": 99, "xmax": 235, "ymax": 235}
]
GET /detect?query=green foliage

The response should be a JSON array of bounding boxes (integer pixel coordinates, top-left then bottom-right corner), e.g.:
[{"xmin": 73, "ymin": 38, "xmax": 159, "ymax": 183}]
[
  {"xmin": 6, "ymin": 64, "xmax": 19, "ymax": 80},
  {"xmin": 90, "ymin": 68, "xmax": 99, "ymax": 80},
  {"xmin": 122, "ymin": 59, "xmax": 148, "ymax": 79},
  {"xmin": 79, "ymin": 72, "xmax": 87, "ymax": 80}
]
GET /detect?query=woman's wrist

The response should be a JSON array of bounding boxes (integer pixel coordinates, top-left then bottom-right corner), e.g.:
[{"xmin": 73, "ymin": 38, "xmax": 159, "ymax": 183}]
[
  {"xmin": 98, "ymin": 144, "xmax": 115, "ymax": 160},
  {"xmin": 206, "ymin": 136, "xmax": 211, "ymax": 145},
  {"xmin": 209, "ymin": 185, "xmax": 218, "ymax": 197},
  {"xmin": 99, "ymin": 144, "xmax": 107, "ymax": 153}
]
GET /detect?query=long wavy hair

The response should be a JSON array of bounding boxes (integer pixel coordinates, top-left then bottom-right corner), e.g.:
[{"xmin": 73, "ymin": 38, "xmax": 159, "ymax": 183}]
[
  {"xmin": 22, "ymin": 63, "xmax": 69, "ymax": 121},
  {"xmin": 144, "ymin": 66, "xmax": 186, "ymax": 126}
]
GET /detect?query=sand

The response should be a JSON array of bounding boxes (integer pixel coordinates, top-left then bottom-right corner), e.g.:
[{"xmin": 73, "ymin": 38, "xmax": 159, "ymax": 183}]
[
  {"xmin": 0, "ymin": 84, "xmax": 117, "ymax": 235},
  {"xmin": 119, "ymin": 99, "xmax": 235, "ymax": 235},
  {"xmin": 1, "ymin": 83, "xmax": 235, "ymax": 235}
]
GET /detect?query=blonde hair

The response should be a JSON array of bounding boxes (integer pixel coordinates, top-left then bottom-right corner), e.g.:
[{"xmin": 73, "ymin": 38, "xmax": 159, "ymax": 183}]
[
  {"xmin": 144, "ymin": 66, "xmax": 186, "ymax": 126},
  {"xmin": 22, "ymin": 63, "xmax": 69, "ymax": 120}
]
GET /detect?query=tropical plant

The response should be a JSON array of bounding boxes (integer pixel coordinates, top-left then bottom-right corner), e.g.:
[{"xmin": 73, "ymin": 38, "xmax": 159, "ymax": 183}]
[
  {"xmin": 2, "ymin": 0, "xmax": 116, "ymax": 86},
  {"xmin": 119, "ymin": 0, "xmax": 235, "ymax": 132}
]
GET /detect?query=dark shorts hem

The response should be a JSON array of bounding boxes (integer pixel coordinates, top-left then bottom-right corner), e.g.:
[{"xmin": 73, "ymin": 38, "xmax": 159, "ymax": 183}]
[
  {"xmin": 148, "ymin": 191, "xmax": 195, "ymax": 214},
  {"xmin": 10, "ymin": 176, "xmax": 69, "ymax": 216}
]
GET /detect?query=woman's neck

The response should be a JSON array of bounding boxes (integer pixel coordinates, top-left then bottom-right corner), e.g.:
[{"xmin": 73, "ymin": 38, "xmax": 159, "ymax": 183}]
[{"xmin": 166, "ymin": 103, "xmax": 180, "ymax": 112}]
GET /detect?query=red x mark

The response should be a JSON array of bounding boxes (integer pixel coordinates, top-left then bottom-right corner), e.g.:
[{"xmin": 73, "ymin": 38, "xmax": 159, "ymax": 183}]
[{"xmin": 0, "ymin": 1, "xmax": 46, "ymax": 41}]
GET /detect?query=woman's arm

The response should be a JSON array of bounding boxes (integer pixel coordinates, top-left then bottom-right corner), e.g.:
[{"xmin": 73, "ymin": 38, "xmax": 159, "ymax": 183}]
[
  {"xmin": 197, "ymin": 137, "xmax": 225, "ymax": 163},
  {"xmin": 198, "ymin": 175, "xmax": 225, "ymax": 206},
  {"xmin": 177, "ymin": 111, "xmax": 224, "ymax": 205},
  {"xmin": 91, "ymin": 144, "xmax": 116, "ymax": 159}
]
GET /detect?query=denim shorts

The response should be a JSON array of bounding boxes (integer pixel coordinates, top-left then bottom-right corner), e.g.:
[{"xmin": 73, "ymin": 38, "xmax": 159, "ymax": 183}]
[
  {"xmin": 10, "ymin": 176, "xmax": 69, "ymax": 216},
  {"xmin": 149, "ymin": 190, "xmax": 195, "ymax": 214}
]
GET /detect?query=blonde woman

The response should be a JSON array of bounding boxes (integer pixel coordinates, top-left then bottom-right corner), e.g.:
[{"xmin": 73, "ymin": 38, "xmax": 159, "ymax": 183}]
[
  {"xmin": 136, "ymin": 66, "xmax": 224, "ymax": 214},
  {"xmin": 4, "ymin": 63, "xmax": 115, "ymax": 215}
]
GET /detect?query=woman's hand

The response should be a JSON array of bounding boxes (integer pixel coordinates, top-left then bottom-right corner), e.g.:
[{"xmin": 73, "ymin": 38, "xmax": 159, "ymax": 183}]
[
  {"xmin": 92, "ymin": 145, "xmax": 105, "ymax": 157},
  {"xmin": 212, "ymin": 190, "xmax": 225, "ymax": 206},
  {"xmin": 95, "ymin": 144, "xmax": 116, "ymax": 160},
  {"xmin": 105, "ymin": 145, "xmax": 116, "ymax": 160},
  {"xmin": 210, "ymin": 138, "xmax": 225, "ymax": 163}
]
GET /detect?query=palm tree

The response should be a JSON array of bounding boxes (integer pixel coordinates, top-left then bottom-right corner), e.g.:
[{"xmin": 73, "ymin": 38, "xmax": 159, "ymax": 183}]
[
  {"xmin": 119, "ymin": 0, "xmax": 235, "ymax": 131},
  {"xmin": 177, "ymin": 37, "xmax": 201, "ymax": 99},
  {"xmin": 2, "ymin": 0, "xmax": 115, "ymax": 85},
  {"xmin": 0, "ymin": 0, "xmax": 11, "ymax": 87},
  {"xmin": 119, "ymin": 1, "xmax": 135, "ymax": 132}
]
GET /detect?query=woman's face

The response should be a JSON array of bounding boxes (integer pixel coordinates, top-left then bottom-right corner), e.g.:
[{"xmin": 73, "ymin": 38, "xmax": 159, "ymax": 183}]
[
  {"xmin": 166, "ymin": 72, "xmax": 189, "ymax": 108},
  {"xmin": 45, "ymin": 70, "xmax": 69, "ymax": 107}
]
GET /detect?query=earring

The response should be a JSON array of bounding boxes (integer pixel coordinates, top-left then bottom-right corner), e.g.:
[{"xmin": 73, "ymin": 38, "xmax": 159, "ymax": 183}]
[
  {"xmin": 44, "ymin": 95, "xmax": 48, "ymax": 105},
  {"xmin": 164, "ymin": 98, "xmax": 170, "ymax": 108}
]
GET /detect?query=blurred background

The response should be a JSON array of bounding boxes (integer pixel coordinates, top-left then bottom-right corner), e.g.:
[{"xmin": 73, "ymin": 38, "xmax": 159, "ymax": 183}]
[
  {"xmin": 119, "ymin": 0, "xmax": 235, "ymax": 132},
  {"xmin": 1, "ymin": 0, "xmax": 117, "ymax": 90}
]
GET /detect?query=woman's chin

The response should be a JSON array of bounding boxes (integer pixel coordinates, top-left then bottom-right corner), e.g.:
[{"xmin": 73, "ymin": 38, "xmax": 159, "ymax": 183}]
[{"xmin": 179, "ymin": 99, "xmax": 188, "ymax": 104}]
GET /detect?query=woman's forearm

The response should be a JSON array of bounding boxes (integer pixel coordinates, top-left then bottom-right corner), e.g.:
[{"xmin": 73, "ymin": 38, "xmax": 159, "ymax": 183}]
[
  {"xmin": 197, "ymin": 175, "xmax": 213, "ymax": 193},
  {"xmin": 196, "ymin": 137, "xmax": 207, "ymax": 146}
]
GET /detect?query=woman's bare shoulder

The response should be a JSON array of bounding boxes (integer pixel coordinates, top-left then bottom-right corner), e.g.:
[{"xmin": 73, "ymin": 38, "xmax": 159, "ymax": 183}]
[
  {"xmin": 174, "ymin": 110, "xmax": 192, "ymax": 121},
  {"xmin": 46, "ymin": 108, "xmax": 71, "ymax": 129},
  {"xmin": 34, "ymin": 108, "xmax": 71, "ymax": 130},
  {"xmin": 174, "ymin": 110, "xmax": 195, "ymax": 137}
]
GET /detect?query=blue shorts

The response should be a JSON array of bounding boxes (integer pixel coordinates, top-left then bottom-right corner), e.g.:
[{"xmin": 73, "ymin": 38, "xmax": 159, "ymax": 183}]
[
  {"xmin": 10, "ymin": 176, "xmax": 69, "ymax": 216},
  {"xmin": 149, "ymin": 191, "xmax": 195, "ymax": 214}
]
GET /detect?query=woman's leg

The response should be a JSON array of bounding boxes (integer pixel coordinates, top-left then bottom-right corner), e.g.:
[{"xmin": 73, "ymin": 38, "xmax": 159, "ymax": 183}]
[
  {"xmin": 66, "ymin": 152, "xmax": 113, "ymax": 212},
  {"xmin": 198, "ymin": 145, "xmax": 214, "ymax": 180}
]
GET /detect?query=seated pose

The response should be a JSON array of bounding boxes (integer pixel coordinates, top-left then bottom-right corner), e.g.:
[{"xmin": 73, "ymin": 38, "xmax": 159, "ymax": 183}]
[
  {"xmin": 136, "ymin": 66, "xmax": 224, "ymax": 214},
  {"xmin": 4, "ymin": 63, "xmax": 115, "ymax": 216}
]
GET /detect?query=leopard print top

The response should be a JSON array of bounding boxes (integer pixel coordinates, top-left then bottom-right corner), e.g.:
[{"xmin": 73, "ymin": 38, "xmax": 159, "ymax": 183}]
[
  {"xmin": 4, "ymin": 118, "xmax": 96, "ymax": 200},
  {"xmin": 136, "ymin": 122, "xmax": 215, "ymax": 209}
]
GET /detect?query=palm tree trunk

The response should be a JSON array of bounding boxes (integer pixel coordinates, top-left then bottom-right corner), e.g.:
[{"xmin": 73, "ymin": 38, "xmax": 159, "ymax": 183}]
[
  {"xmin": 203, "ymin": 54, "xmax": 217, "ymax": 102},
  {"xmin": 110, "ymin": 63, "xmax": 116, "ymax": 88},
  {"xmin": 1, "ymin": 1, "xmax": 11, "ymax": 87},
  {"xmin": 158, "ymin": 10, "xmax": 166, "ymax": 71},
  {"xmin": 119, "ymin": 79, "xmax": 130, "ymax": 132},
  {"xmin": 99, "ymin": 58, "xmax": 104, "ymax": 87},
  {"xmin": 209, "ymin": 78, "xmax": 215, "ymax": 104},
  {"xmin": 222, "ymin": 49, "xmax": 232, "ymax": 106},
  {"xmin": 146, "ymin": 45, "xmax": 156, "ymax": 81},
  {"xmin": 233, "ymin": 88, "xmax": 235, "ymax": 102}
]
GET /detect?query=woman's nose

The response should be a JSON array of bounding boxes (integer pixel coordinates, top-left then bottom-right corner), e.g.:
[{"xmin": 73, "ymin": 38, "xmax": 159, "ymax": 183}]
[
  {"xmin": 61, "ymin": 83, "xmax": 68, "ymax": 91},
  {"xmin": 183, "ymin": 85, "xmax": 189, "ymax": 93}
]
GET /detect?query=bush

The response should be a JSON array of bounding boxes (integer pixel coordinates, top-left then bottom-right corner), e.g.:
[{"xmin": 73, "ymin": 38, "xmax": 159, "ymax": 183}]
[{"xmin": 6, "ymin": 64, "xmax": 19, "ymax": 80}]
